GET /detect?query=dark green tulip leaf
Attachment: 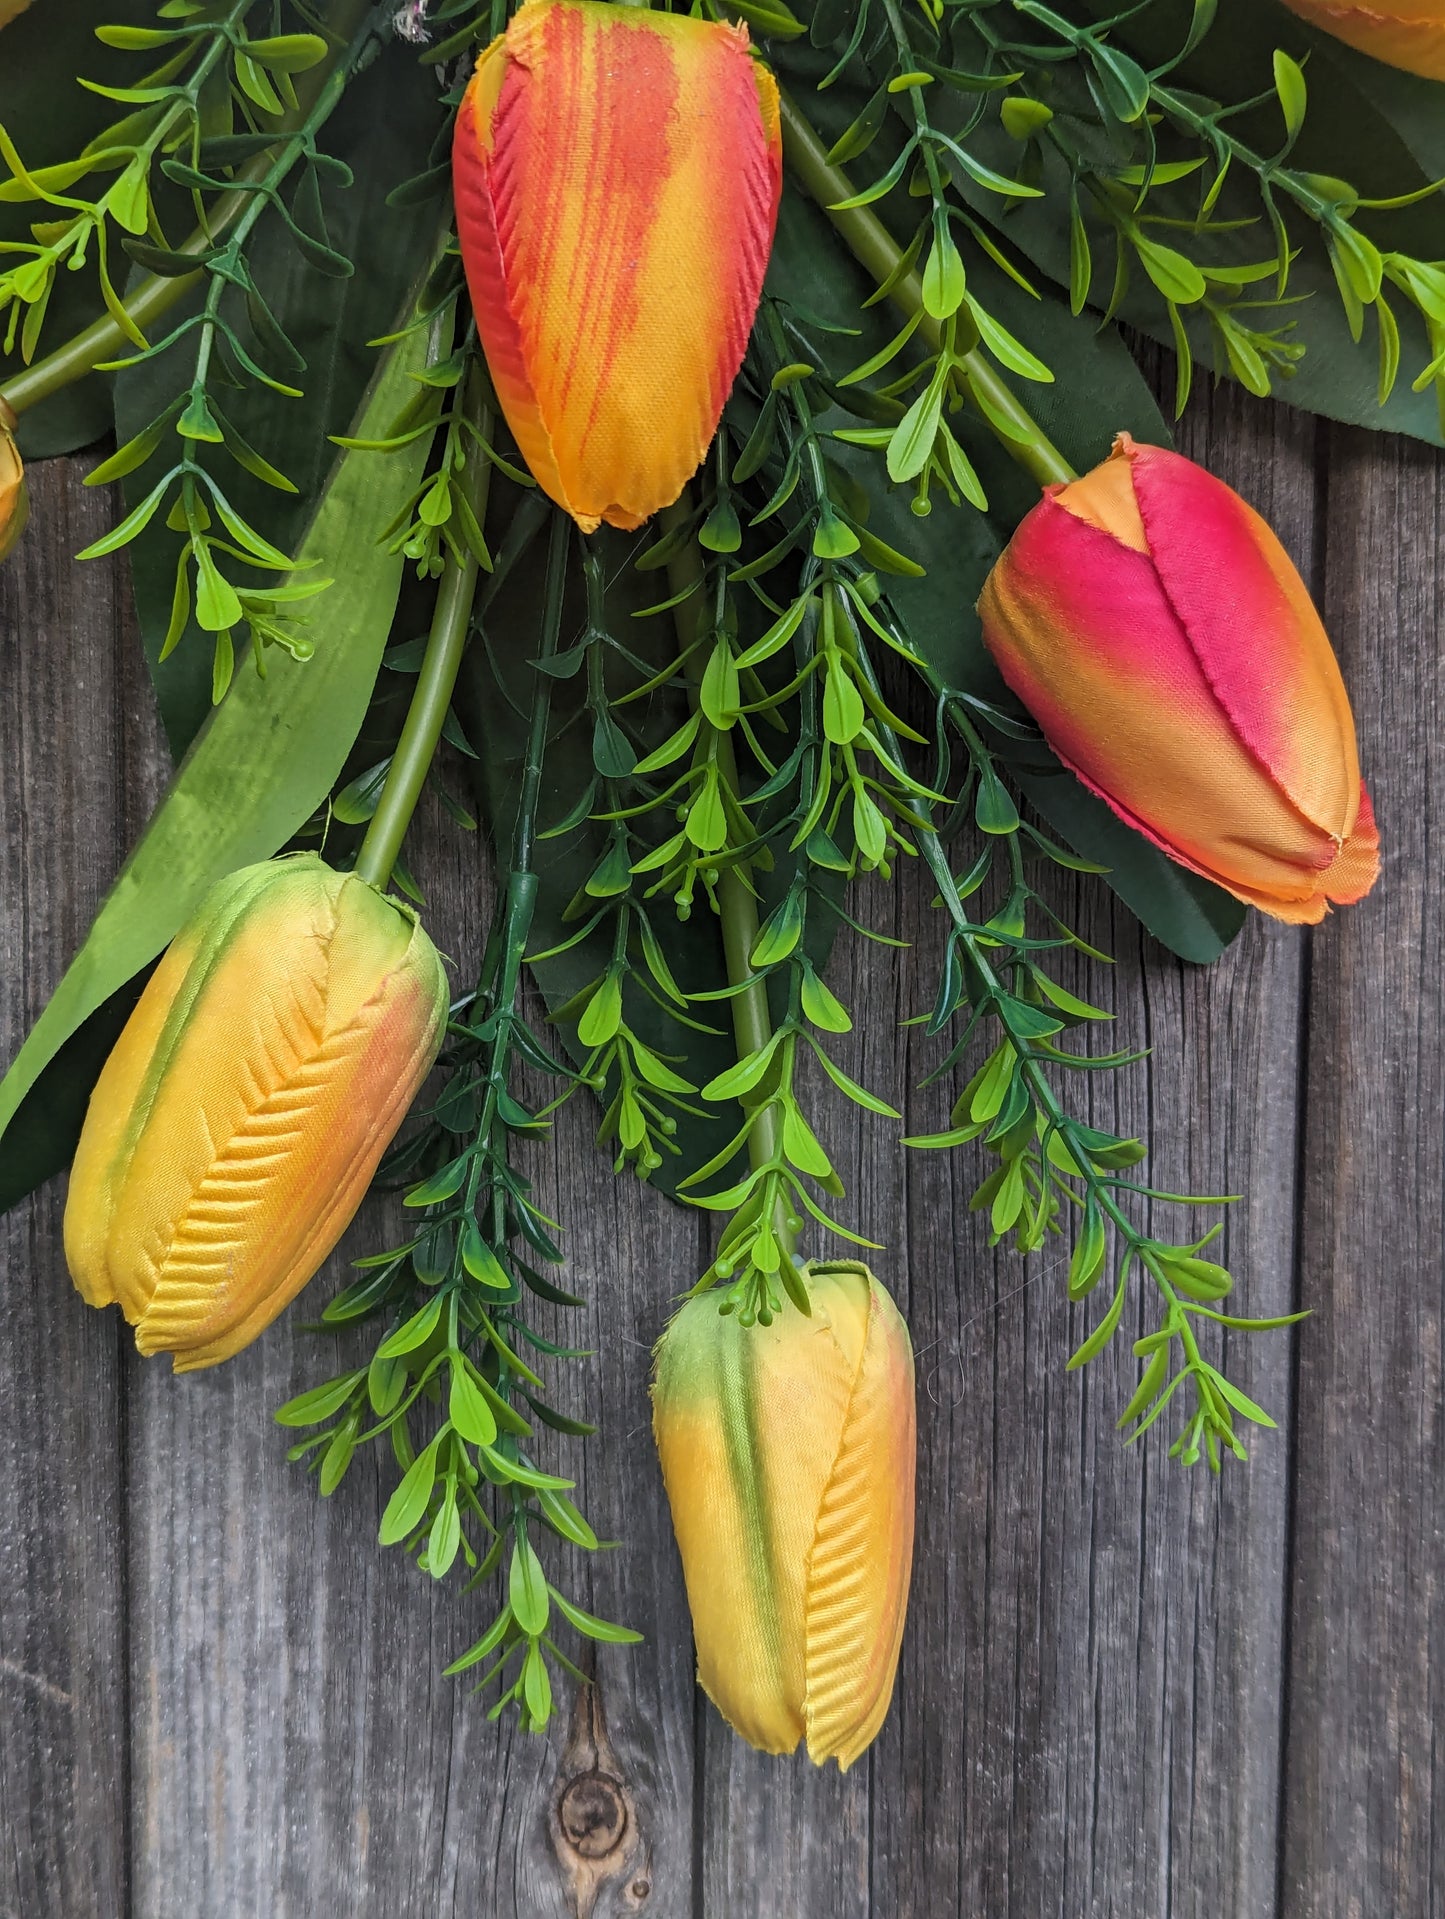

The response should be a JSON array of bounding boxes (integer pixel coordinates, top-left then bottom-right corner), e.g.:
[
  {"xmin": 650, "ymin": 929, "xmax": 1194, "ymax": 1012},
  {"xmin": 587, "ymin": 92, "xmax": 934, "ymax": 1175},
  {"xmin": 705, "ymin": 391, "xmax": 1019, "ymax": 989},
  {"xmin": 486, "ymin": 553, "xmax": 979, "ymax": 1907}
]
[{"xmin": 0, "ymin": 328, "xmax": 437, "ymax": 1208}]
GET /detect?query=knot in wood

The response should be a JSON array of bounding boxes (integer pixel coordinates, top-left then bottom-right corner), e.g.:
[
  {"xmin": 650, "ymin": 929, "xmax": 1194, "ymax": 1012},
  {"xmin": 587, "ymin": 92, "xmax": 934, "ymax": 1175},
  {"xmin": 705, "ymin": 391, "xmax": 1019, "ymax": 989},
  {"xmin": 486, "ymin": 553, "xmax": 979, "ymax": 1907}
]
[{"xmin": 557, "ymin": 1772, "xmax": 628, "ymax": 1861}]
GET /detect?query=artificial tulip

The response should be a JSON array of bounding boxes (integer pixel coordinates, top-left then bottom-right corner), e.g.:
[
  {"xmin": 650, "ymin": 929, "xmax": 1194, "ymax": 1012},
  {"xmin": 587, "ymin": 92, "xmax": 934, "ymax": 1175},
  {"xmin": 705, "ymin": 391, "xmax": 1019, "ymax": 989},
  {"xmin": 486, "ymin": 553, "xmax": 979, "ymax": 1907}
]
[
  {"xmin": 1, "ymin": 400, "xmax": 27, "ymax": 562},
  {"xmin": 978, "ymin": 433, "xmax": 1379, "ymax": 925},
  {"xmin": 452, "ymin": 0, "xmax": 781, "ymax": 533},
  {"xmin": 1278, "ymin": 0, "xmax": 1445, "ymax": 81},
  {"xmin": 65, "ymin": 857, "xmax": 448, "ymax": 1371},
  {"xmin": 652, "ymin": 1261, "xmax": 915, "ymax": 1769}
]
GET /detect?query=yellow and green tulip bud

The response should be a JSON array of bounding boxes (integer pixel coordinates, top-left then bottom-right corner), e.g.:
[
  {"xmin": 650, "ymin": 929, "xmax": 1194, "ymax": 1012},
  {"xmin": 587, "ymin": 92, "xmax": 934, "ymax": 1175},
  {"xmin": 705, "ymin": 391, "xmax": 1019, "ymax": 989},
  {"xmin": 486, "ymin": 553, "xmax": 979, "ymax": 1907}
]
[
  {"xmin": 64, "ymin": 856, "xmax": 449, "ymax": 1372},
  {"xmin": 652, "ymin": 1260, "xmax": 916, "ymax": 1770},
  {"xmin": 1, "ymin": 400, "xmax": 27, "ymax": 563}
]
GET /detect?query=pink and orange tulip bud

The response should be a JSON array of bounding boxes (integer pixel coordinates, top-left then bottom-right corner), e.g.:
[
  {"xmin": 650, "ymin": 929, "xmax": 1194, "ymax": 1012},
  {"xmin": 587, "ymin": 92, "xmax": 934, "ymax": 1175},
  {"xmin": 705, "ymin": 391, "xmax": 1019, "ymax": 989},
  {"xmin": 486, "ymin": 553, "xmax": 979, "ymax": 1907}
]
[
  {"xmin": 452, "ymin": 0, "xmax": 781, "ymax": 534},
  {"xmin": 652, "ymin": 1261, "xmax": 915, "ymax": 1769},
  {"xmin": 64, "ymin": 857, "xmax": 448, "ymax": 1372},
  {"xmin": 978, "ymin": 434, "xmax": 1379, "ymax": 925},
  {"xmin": 1278, "ymin": 0, "xmax": 1445, "ymax": 81},
  {"xmin": 0, "ymin": 400, "xmax": 27, "ymax": 563}
]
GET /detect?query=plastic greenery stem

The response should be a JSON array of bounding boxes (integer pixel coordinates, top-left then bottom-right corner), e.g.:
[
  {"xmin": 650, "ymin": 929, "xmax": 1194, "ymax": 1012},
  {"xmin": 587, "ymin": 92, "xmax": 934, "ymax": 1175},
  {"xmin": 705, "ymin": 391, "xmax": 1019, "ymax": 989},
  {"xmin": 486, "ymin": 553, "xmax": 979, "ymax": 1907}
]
[
  {"xmin": 354, "ymin": 377, "xmax": 494, "ymax": 892},
  {"xmin": 778, "ymin": 86, "xmax": 1077, "ymax": 492},
  {"xmin": 848, "ymin": 565, "xmax": 1294, "ymax": 1466},
  {"xmin": 1, "ymin": 0, "xmax": 381, "ymax": 414},
  {"xmin": 662, "ymin": 501, "xmax": 788, "ymax": 1196},
  {"xmin": 3, "ymin": 0, "xmax": 259, "ymax": 349},
  {"xmin": 281, "ymin": 506, "xmax": 636, "ymax": 1729},
  {"xmin": 2, "ymin": 269, "xmax": 201, "ymax": 419},
  {"xmin": 906, "ymin": 3, "xmax": 1444, "ymax": 418}
]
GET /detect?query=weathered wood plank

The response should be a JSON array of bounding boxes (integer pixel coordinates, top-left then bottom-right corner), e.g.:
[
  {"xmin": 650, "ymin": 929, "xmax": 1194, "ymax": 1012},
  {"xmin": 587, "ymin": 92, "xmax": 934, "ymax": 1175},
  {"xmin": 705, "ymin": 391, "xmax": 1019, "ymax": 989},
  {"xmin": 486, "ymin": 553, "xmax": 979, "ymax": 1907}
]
[
  {"xmin": 1282, "ymin": 425, "xmax": 1445, "ymax": 1919},
  {"xmin": 512, "ymin": 1094, "xmax": 701, "ymax": 1919},
  {"xmin": 858, "ymin": 379, "xmax": 1311, "ymax": 1919},
  {"xmin": 0, "ymin": 455, "xmax": 159, "ymax": 1919}
]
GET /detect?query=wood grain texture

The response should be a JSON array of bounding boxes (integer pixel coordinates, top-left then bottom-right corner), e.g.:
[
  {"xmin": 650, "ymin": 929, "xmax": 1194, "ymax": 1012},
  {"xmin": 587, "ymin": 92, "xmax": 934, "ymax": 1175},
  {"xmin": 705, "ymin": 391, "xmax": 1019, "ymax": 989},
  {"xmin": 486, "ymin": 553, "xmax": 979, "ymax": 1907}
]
[
  {"xmin": 1283, "ymin": 425, "xmax": 1445, "ymax": 1919},
  {"xmin": 0, "ymin": 454, "xmax": 153, "ymax": 1919},
  {"xmin": 0, "ymin": 387, "xmax": 1440, "ymax": 1918}
]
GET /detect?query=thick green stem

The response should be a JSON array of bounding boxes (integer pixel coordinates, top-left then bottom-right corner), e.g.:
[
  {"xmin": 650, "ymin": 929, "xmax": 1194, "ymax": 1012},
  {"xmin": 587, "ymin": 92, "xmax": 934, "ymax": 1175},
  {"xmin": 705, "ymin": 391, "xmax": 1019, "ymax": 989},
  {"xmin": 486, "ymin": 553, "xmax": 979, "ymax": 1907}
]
[
  {"xmin": 355, "ymin": 398, "xmax": 494, "ymax": 891},
  {"xmin": 1, "ymin": 0, "xmax": 379, "ymax": 419},
  {"xmin": 662, "ymin": 504, "xmax": 788, "ymax": 1217},
  {"xmin": 510, "ymin": 510, "xmax": 569, "ymax": 885},
  {"xmin": 4, "ymin": 275, "xmax": 197, "ymax": 416},
  {"xmin": 352, "ymin": 555, "xmax": 479, "ymax": 890},
  {"xmin": 469, "ymin": 507, "xmax": 568, "ymax": 1249},
  {"xmin": 778, "ymin": 87, "xmax": 1077, "ymax": 491}
]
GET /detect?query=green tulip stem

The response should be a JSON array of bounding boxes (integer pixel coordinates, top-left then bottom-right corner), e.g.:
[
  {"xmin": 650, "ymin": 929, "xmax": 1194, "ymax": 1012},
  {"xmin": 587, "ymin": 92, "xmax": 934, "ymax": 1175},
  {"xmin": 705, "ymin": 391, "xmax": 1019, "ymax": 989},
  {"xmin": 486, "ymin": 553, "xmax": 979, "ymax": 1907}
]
[
  {"xmin": 508, "ymin": 510, "xmax": 570, "ymax": 889},
  {"xmin": 663, "ymin": 505, "xmax": 791, "ymax": 1237},
  {"xmin": 354, "ymin": 394, "xmax": 496, "ymax": 894},
  {"xmin": 777, "ymin": 87, "xmax": 1078, "ymax": 493},
  {"xmin": 0, "ymin": 0, "xmax": 380, "ymax": 420}
]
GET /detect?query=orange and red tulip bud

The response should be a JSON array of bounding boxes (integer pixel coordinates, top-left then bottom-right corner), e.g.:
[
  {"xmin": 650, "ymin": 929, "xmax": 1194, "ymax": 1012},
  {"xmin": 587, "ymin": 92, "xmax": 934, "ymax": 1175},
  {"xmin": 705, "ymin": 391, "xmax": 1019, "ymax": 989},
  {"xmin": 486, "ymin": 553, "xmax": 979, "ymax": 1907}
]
[
  {"xmin": 1278, "ymin": 0, "xmax": 1445, "ymax": 80},
  {"xmin": 64, "ymin": 857, "xmax": 449, "ymax": 1371},
  {"xmin": 0, "ymin": 400, "xmax": 27, "ymax": 563},
  {"xmin": 978, "ymin": 434, "xmax": 1379, "ymax": 925},
  {"xmin": 452, "ymin": 0, "xmax": 781, "ymax": 534},
  {"xmin": 652, "ymin": 1261, "xmax": 915, "ymax": 1769}
]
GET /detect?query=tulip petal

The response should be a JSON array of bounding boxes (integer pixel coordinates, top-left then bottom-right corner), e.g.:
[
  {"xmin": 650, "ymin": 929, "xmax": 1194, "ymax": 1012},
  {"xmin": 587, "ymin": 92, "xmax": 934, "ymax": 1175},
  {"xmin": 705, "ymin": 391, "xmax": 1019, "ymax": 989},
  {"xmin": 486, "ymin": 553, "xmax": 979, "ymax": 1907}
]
[
  {"xmin": 135, "ymin": 965, "xmax": 437, "ymax": 1369},
  {"xmin": 1278, "ymin": 0, "xmax": 1445, "ymax": 80},
  {"xmin": 981, "ymin": 434, "xmax": 1380, "ymax": 924},
  {"xmin": 803, "ymin": 1268, "xmax": 916, "ymax": 1770},
  {"xmin": 653, "ymin": 1286, "xmax": 856, "ymax": 1753},
  {"xmin": 2, "ymin": 407, "xmax": 30, "ymax": 562},
  {"xmin": 1121, "ymin": 437, "xmax": 1362, "ymax": 845},
  {"xmin": 64, "ymin": 864, "xmax": 271, "ymax": 1317},
  {"xmin": 1208, "ymin": 782, "xmax": 1380, "ymax": 925},
  {"xmin": 454, "ymin": 0, "xmax": 781, "ymax": 531}
]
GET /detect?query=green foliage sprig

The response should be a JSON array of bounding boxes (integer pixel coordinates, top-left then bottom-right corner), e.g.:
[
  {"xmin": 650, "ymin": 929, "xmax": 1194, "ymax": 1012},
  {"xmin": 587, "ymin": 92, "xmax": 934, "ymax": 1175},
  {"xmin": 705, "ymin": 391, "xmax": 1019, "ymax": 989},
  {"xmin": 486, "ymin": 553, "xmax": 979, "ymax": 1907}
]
[
  {"xmin": 278, "ymin": 511, "xmax": 638, "ymax": 1732},
  {"xmin": 525, "ymin": 539, "xmax": 716, "ymax": 1181},
  {"xmin": 0, "ymin": 0, "xmax": 316, "ymax": 361},
  {"xmin": 2, "ymin": 1, "xmax": 410, "ymax": 695},
  {"xmin": 646, "ymin": 261, "xmax": 1298, "ymax": 1462},
  {"xmin": 878, "ymin": 626, "xmax": 1307, "ymax": 1469},
  {"xmin": 799, "ymin": 0, "xmax": 1445, "ymax": 424}
]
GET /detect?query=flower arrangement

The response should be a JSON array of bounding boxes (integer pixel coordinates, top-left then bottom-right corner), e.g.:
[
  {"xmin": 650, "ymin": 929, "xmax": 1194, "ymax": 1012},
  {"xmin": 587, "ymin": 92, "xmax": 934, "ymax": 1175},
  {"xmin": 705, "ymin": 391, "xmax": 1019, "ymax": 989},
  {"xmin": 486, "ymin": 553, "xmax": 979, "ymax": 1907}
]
[{"xmin": 0, "ymin": 0, "xmax": 1438, "ymax": 1771}]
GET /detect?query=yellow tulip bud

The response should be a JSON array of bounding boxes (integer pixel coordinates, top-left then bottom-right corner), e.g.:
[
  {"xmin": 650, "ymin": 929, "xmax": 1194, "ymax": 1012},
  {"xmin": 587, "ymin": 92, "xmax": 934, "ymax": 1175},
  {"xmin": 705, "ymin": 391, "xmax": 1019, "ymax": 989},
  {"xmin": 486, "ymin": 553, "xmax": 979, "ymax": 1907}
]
[
  {"xmin": 652, "ymin": 1261, "xmax": 916, "ymax": 1769},
  {"xmin": 65, "ymin": 857, "xmax": 449, "ymax": 1371},
  {"xmin": 1, "ymin": 400, "xmax": 27, "ymax": 564}
]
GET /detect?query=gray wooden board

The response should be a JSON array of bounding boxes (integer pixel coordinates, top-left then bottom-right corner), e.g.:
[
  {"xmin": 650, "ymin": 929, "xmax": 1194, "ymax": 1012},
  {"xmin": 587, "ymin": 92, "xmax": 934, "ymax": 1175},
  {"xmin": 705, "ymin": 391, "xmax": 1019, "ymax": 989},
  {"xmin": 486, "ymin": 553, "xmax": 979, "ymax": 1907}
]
[
  {"xmin": 1283, "ymin": 423, "xmax": 1445, "ymax": 1919},
  {"xmin": 0, "ymin": 377, "xmax": 1440, "ymax": 1917}
]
